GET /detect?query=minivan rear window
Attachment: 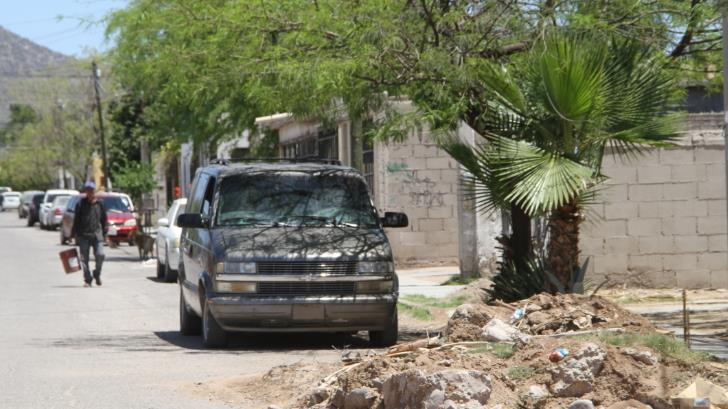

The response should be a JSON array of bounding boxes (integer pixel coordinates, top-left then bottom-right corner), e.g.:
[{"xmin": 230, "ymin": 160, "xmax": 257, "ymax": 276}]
[{"xmin": 217, "ymin": 172, "xmax": 377, "ymax": 228}]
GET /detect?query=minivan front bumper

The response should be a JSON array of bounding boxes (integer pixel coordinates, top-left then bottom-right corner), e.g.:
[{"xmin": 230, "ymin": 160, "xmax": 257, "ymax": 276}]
[{"xmin": 208, "ymin": 294, "xmax": 396, "ymax": 332}]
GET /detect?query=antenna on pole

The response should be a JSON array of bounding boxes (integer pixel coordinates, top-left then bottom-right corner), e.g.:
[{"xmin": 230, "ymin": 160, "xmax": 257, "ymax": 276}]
[{"xmin": 92, "ymin": 60, "xmax": 110, "ymax": 190}]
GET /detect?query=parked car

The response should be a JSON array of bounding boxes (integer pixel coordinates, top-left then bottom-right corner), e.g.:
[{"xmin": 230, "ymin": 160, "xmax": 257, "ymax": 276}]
[
  {"xmin": 26, "ymin": 192, "xmax": 46, "ymax": 226},
  {"xmin": 0, "ymin": 187, "xmax": 11, "ymax": 209},
  {"xmin": 60, "ymin": 192, "xmax": 136, "ymax": 245},
  {"xmin": 42, "ymin": 195, "xmax": 71, "ymax": 230},
  {"xmin": 39, "ymin": 189, "xmax": 77, "ymax": 230},
  {"xmin": 176, "ymin": 160, "xmax": 408, "ymax": 348},
  {"xmin": 1, "ymin": 192, "xmax": 21, "ymax": 211},
  {"xmin": 156, "ymin": 198, "xmax": 187, "ymax": 282},
  {"xmin": 18, "ymin": 191, "xmax": 43, "ymax": 219}
]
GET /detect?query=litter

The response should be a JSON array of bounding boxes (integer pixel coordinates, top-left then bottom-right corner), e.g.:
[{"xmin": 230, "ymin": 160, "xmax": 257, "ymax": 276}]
[
  {"xmin": 672, "ymin": 378, "xmax": 728, "ymax": 409},
  {"xmin": 549, "ymin": 347, "xmax": 569, "ymax": 362},
  {"xmin": 510, "ymin": 308, "xmax": 525, "ymax": 323}
]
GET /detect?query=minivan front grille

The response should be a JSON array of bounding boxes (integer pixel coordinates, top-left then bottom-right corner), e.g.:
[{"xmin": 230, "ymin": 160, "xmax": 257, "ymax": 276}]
[
  {"xmin": 257, "ymin": 282, "xmax": 355, "ymax": 296},
  {"xmin": 256, "ymin": 261, "xmax": 357, "ymax": 276}
]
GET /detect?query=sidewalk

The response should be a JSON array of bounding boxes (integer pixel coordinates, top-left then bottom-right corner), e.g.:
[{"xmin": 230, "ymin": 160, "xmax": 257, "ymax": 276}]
[{"xmin": 397, "ymin": 265, "xmax": 464, "ymax": 298}]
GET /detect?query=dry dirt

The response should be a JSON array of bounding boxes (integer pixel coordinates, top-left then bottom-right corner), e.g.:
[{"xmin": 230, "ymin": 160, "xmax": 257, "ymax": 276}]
[{"xmin": 194, "ymin": 292, "xmax": 727, "ymax": 409}]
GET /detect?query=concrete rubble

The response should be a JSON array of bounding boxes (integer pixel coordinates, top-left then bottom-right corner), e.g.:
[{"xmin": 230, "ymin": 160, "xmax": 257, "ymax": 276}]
[
  {"xmin": 253, "ymin": 293, "xmax": 728, "ymax": 409},
  {"xmin": 549, "ymin": 343, "xmax": 606, "ymax": 397}
]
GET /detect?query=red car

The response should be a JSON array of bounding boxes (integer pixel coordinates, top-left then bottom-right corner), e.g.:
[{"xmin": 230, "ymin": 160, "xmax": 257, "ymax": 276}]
[{"xmin": 60, "ymin": 192, "xmax": 137, "ymax": 245}]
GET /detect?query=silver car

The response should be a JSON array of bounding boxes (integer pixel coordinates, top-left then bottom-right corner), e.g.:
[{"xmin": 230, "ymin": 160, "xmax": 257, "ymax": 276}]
[
  {"xmin": 1, "ymin": 192, "xmax": 20, "ymax": 211},
  {"xmin": 156, "ymin": 198, "xmax": 187, "ymax": 282},
  {"xmin": 43, "ymin": 196, "xmax": 71, "ymax": 229},
  {"xmin": 39, "ymin": 189, "xmax": 76, "ymax": 230}
]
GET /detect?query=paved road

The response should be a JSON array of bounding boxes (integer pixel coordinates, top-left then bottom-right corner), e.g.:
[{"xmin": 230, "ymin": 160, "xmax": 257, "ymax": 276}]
[{"xmin": 0, "ymin": 212, "xmax": 348, "ymax": 409}]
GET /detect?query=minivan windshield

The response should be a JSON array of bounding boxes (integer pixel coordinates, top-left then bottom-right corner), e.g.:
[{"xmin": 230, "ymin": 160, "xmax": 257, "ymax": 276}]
[{"xmin": 217, "ymin": 171, "xmax": 378, "ymax": 228}]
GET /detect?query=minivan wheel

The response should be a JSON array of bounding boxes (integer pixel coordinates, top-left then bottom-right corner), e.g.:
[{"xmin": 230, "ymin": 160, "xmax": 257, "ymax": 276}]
[
  {"xmin": 202, "ymin": 298, "xmax": 227, "ymax": 348},
  {"xmin": 369, "ymin": 308, "xmax": 398, "ymax": 348},
  {"xmin": 179, "ymin": 288, "xmax": 201, "ymax": 335}
]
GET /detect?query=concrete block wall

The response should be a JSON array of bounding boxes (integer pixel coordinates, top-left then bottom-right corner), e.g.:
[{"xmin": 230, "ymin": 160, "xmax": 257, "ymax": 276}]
[
  {"xmin": 581, "ymin": 115, "xmax": 727, "ymax": 288},
  {"xmin": 374, "ymin": 129, "xmax": 460, "ymax": 266}
]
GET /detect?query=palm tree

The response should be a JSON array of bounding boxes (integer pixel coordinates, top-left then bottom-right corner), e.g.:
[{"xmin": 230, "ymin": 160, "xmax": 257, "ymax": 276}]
[{"xmin": 444, "ymin": 34, "xmax": 680, "ymax": 293}]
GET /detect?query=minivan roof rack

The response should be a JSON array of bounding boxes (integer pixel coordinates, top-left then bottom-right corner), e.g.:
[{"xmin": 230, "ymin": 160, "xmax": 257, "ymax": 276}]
[{"xmin": 209, "ymin": 157, "xmax": 342, "ymax": 166}]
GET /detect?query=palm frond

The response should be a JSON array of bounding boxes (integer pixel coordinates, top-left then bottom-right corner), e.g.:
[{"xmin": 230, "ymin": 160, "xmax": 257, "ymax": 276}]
[{"xmin": 488, "ymin": 136, "xmax": 597, "ymax": 216}]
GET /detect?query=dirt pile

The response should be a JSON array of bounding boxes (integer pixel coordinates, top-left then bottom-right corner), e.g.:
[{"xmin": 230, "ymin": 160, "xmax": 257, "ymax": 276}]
[
  {"xmin": 447, "ymin": 293, "xmax": 653, "ymax": 342},
  {"xmin": 287, "ymin": 293, "xmax": 726, "ymax": 409}
]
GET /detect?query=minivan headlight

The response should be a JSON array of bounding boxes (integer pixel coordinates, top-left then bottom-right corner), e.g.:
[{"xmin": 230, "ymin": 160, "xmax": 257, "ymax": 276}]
[
  {"xmin": 356, "ymin": 280, "xmax": 393, "ymax": 294},
  {"xmin": 216, "ymin": 281, "xmax": 257, "ymax": 293},
  {"xmin": 216, "ymin": 262, "xmax": 257, "ymax": 274},
  {"xmin": 357, "ymin": 261, "xmax": 394, "ymax": 274}
]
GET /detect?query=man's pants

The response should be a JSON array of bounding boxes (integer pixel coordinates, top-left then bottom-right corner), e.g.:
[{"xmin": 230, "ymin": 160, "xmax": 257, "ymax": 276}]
[{"xmin": 77, "ymin": 236, "xmax": 105, "ymax": 283}]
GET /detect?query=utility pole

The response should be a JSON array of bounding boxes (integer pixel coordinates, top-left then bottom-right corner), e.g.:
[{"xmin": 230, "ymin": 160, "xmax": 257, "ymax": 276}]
[
  {"xmin": 92, "ymin": 61, "xmax": 110, "ymax": 190},
  {"xmin": 723, "ymin": 14, "xmax": 728, "ymax": 272}
]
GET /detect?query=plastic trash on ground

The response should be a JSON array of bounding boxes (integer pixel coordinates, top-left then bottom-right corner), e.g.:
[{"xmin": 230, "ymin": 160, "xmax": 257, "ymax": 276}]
[
  {"xmin": 548, "ymin": 347, "xmax": 569, "ymax": 362},
  {"xmin": 672, "ymin": 378, "xmax": 728, "ymax": 409}
]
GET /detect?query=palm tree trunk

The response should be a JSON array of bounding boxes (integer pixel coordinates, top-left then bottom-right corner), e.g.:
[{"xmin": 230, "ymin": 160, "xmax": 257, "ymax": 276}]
[
  {"xmin": 547, "ymin": 200, "xmax": 582, "ymax": 292},
  {"xmin": 510, "ymin": 203, "xmax": 532, "ymax": 272}
]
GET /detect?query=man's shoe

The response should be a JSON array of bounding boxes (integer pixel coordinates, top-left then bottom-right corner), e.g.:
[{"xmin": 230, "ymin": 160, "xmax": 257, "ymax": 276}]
[
  {"xmin": 84, "ymin": 282, "xmax": 92, "ymax": 287},
  {"xmin": 94, "ymin": 276, "xmax": 102, "ymax": 286}
]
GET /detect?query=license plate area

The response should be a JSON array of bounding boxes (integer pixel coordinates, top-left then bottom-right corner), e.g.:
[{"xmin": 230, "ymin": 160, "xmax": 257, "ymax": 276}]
[{"xmin": 292, "ymin": 304, "xmax": 324, "ymax": 321}]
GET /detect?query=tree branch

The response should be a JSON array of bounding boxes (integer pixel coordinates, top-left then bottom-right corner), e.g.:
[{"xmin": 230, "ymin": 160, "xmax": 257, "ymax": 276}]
[{"xmin": 669, "ymin": 0, "xmax": 701, "ymax": 58}]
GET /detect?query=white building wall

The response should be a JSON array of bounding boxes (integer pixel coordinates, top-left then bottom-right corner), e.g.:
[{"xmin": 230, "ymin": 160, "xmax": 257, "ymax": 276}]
[{"xmin": 581, "ymin": 114, "xmax": 727, "ymax": 288}]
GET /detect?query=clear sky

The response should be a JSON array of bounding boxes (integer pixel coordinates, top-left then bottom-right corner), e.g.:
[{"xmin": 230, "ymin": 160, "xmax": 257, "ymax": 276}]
[{"xmin": 0, "ymin": 0, "xmax": 128, "ymax": 57}]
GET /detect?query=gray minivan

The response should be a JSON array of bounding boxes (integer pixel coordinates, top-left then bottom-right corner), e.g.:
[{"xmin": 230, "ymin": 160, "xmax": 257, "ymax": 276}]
[{"xmin": 176, "ymin": 160, "xmax": 408, "ymax": 348}]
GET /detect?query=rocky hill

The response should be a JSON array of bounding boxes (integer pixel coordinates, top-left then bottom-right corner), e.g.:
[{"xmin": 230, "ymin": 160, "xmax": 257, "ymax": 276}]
[{"xmin": 0, "ymin": 26, "xmax": 73, "ymax": 126}]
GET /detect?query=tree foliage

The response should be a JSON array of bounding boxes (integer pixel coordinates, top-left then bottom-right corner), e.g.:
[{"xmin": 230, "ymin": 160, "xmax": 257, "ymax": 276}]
[
  {"xmin": 112, "ymin": 162, "xmax": 156, "ymax": 203},
  {"xmin": 0, "ymin": 72, "xmax": 99, "ymax": 190}
]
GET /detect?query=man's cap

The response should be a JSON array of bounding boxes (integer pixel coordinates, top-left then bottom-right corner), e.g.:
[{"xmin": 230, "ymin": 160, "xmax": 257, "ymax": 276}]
[{"xmin": 82, "ymin": 181, "xmax": 96, "ymax": 190}]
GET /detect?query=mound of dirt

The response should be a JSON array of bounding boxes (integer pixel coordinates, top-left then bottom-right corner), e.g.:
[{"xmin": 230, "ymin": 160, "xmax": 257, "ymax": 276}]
[
  {"xmin": 294, "ymin": 335, "xmax": 726, "ymax": 409},
  {"xmin": 211, "ymin": 294, "xmax": 725, "ymax": 409},
  {"xmin": 446, "ymin": 293, "xmax": 653, "ymax": 342}
]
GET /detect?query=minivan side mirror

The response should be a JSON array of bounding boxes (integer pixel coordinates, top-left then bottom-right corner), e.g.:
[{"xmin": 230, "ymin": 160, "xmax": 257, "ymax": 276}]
[
  {"xmin": 381, "ymin": 212, "xmax": 408, "ymax": 228},
  {"xmin": 157, "ymin": 217, "xmax": 169, "ymax": 228},
  {"xmin": 177, "ymin": 213, "xmax": 208, "ymax": 228}
]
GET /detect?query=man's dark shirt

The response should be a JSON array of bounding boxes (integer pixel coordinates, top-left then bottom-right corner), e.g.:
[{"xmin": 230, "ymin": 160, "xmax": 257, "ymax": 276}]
[{"xmin": 72, "ymin": 199, "xmax": 108, "ymax": 240}]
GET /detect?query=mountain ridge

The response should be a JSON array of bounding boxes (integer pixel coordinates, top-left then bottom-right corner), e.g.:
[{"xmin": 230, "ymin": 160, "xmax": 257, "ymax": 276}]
[{"xmin": 0, "ymin": 26, "xmax": 74, "ymax": 126}]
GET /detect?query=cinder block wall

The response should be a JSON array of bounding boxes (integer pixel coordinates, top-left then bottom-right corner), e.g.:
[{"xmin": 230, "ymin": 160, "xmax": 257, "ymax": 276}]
[
  {"xmin": 374, "ymin": 130, "xmax": 460, "ymax": 266},
  {"xmin": 581, "ymin": 114, "xmax": 727, "ymax": 288}
]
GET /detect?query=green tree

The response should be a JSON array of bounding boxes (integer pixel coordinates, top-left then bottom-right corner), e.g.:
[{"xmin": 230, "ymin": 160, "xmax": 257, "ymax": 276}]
[
  {"xmin": 0, "ymin": 73, "xmax": 98, "ymax": 190},
  {"xmin": 113, "ymin": 162, "xmax": 156, "ymax": 204},
  {"xmin": 443, "ymin": 34, "xmax": 680, "ymax": 292}
]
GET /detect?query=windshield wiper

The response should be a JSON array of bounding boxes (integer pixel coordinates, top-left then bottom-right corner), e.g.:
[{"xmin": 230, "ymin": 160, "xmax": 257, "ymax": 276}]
[
  {"xmin": 219, "ymin": 217, "xmax": 275, "ymax": 226},
  {"xmin": 282, "ymin": 215, "xmax": 335, "ymax": 226}
]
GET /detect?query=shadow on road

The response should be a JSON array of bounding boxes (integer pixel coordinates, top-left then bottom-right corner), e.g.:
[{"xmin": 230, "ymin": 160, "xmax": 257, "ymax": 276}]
[
  {"xmin": 145, "ymin": 276, "xmax": 171, "ymax": 284},
  {"xmin": 154, "ymin": 330, "xmax": 372, "ymax": 352}
]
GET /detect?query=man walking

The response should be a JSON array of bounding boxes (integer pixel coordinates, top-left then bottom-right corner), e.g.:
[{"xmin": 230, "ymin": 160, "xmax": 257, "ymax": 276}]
[{"xmin": 72, "ymin": 181, "xmax": 108, "ymax": 287}]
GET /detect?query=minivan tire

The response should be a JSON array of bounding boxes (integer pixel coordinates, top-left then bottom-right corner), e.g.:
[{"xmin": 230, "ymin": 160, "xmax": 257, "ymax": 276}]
[
  {"xmin": 179, "ymin": 289, "xmax": 201, "ymax": 335},
  {"xmin": 369, "ymin": 308, "xmax": 398, "ymax": 347},
  {"xmin": 202, "ymin": 299, "xmax": 227, "ymax": 348}
]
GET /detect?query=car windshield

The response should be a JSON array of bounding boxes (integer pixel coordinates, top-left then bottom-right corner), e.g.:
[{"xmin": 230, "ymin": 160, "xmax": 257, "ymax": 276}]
[
  {"xmin": 217, "ymin": 171, "xmax": 378, "ymax": 228},
  {"xmin": 101, "ymin": 196, "xmax": 132, "ymax": 213}
]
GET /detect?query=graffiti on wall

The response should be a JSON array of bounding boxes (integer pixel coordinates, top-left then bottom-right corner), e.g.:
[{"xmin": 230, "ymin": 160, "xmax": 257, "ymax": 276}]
[{"xmin": 386, "ymin": 162, "xmax": 445, "ymax": 207}]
